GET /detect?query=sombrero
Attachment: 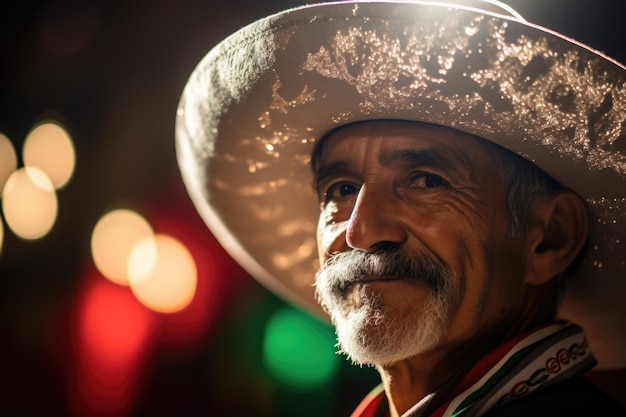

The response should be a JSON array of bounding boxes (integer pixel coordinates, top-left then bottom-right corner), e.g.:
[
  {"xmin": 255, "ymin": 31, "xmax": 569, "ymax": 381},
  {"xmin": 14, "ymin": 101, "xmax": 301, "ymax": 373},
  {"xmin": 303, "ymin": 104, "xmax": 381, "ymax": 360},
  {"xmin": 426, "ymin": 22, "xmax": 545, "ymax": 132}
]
[{"xmin": 175, "ymin": 0, "xmax": 626, "ymax": 369}]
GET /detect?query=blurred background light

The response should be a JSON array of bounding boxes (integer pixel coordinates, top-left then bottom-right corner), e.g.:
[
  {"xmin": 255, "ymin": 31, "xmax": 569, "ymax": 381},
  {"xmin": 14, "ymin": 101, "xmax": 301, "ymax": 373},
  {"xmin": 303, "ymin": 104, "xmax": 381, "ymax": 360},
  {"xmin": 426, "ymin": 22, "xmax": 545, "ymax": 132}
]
[
  {"xmin": 78, "ymin": 276, "xmax": 154, "ymax": 369},
  {"xmin": 128, "ymin": 234, "xmax": 197, "ymax": 313},
  {"xmin": 2, "ymin": 166, "xmax": 58, "ymax": 239},
  {"xmin": 91, "ymin": 209, "xmax": 154, "ymax": 285},
  {"xmin": 127, "ymin": 233, "xmax": 158, "ymax": 282},
  {"xmin": 23, "ymin": 121, "xmax": 75, "ymax": 189},
  {"xmin": 71, "ymin": 272, "xmax": 155, "ymax": 417},
  {"xmin": 139, "ymin": 206, "xmax": 251, "ymax": 352},
  {"xmin": 262, "ymin": 306, "xmax": 339, "ymax": 391},
  {"xmin": 0, "ymin": 132, "xmax": 17, "ymax": 191}
]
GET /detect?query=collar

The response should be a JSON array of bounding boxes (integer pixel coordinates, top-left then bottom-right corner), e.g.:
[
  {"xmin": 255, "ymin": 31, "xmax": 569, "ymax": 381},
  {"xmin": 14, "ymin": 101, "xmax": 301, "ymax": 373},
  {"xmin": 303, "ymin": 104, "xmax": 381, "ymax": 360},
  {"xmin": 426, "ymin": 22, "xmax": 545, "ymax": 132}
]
[{"xmin": 350, "ymin": 321, "xmax": 596, "ymax": 417}]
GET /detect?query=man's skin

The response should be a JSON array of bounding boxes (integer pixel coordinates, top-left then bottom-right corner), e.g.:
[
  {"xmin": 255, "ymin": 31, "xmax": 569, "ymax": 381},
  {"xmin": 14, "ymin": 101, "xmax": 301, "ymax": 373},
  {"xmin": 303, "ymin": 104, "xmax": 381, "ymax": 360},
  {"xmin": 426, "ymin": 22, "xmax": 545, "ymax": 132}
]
[{"xmin": 313, "ymin": 120, "xmax": 589, "ymax": 416}]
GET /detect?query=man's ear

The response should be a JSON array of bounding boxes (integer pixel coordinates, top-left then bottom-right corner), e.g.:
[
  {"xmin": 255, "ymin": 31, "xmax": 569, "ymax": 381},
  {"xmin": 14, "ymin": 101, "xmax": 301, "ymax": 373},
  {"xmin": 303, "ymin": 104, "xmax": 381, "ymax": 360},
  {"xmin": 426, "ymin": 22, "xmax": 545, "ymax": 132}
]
[{"xmin": 524, "ymin": 190, "xmax": 589, "ymax": 286}]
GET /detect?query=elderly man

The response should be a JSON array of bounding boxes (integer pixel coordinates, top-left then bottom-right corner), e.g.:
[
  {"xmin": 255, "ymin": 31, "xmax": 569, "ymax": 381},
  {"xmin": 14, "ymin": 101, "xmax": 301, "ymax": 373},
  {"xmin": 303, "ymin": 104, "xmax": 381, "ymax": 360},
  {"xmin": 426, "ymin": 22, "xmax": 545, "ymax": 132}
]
[{"xmin": 175, "ymin": 0, "xmax": 626, "ymax": 416}]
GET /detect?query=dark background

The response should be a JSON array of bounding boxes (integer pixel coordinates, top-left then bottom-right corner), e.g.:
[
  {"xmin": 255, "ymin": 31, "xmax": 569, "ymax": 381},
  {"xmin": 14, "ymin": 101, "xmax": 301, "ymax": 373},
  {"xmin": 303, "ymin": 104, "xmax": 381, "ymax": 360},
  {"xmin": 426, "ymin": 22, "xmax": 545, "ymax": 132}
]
[{"xmin": 0, "ymin": 1, "xmax": 624, "ymax": 416}]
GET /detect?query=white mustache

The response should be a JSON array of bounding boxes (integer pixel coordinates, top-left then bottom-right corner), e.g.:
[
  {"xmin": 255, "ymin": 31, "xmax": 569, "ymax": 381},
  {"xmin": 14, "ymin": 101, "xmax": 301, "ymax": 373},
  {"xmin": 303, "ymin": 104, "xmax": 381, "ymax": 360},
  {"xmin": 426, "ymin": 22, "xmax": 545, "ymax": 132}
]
[{"xmin": 315, "ymin": 247, "xmax": 452, "ymax": 297}]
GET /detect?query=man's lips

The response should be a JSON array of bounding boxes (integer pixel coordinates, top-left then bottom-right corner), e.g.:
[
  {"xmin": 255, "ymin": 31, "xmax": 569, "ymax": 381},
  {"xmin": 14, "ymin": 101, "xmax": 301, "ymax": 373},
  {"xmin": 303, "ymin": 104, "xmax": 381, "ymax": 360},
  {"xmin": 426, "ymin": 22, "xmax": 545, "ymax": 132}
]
[
  {"xmin": 357, "ymin": 275, "xmax": 408, "ymax": 283},
  {"xmin": 338, "ymin": 275, "xmax": 409, "ymax": 293}
]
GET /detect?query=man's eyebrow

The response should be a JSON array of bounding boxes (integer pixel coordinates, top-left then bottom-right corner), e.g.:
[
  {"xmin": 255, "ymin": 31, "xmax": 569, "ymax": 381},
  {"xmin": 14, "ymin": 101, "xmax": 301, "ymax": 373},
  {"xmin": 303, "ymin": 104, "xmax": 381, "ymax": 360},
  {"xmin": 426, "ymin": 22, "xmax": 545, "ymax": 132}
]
[
  {"xmin": 380, "ymin": 148, "xmax": 457, "ymax": 173},
  {"xmin": 313, "ymin": 160, "xmax": 351, "ymax": 194}
]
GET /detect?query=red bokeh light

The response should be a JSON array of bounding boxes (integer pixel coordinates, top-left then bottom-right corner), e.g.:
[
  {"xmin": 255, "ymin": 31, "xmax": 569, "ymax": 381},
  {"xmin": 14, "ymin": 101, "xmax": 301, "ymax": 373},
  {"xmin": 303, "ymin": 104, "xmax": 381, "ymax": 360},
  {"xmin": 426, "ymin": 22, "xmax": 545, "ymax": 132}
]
[
  {"xmin": 70, "ymin": 272, "xmax": 155, "ymax": 417},
  {"xmin": 80, "ymin": 279, "xmax": 154, "ymax": 364}
]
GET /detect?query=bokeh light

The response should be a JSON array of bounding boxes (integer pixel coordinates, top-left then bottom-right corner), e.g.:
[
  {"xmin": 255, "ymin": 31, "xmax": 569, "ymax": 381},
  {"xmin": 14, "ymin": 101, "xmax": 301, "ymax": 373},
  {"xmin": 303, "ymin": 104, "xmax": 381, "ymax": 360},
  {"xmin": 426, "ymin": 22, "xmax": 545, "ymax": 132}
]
[
  {"xmin": 2, "ymin": 167, "xmax": 58, "ymax": 239},
  {"xmin": 0, "ymin": 132, "xmax": 17, "ymax": 191},
  {"xmin": 262, "ymin": 306, "xmax": 339, "ymax": 391},
  {"xmin": 23, "ymin": 121, "xmax": 75, "ymax": 189},
  {"xmin": 79, "ymin": 277, "xmax": 154, "ymax": 369},
  {"xmin": 91, "ymin": 209, "xmax": 154, "ymax": 285},
  {"xmin": 128, "ymin": 234, "xmax": 197, "ymax": 313},
  {"xmin": 71, "ymin": 273, "xmax": 155, "ymax": 417},
  {"xmin": 126, "ymin": 234, "xmax": 157, "ymax": 281}
]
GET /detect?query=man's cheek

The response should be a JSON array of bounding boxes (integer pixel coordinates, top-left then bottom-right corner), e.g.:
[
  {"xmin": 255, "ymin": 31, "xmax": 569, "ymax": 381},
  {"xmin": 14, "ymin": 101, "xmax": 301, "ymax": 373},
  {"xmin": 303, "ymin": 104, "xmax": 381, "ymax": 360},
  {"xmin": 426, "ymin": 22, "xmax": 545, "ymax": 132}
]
[{"xmin": 317, "ymin": 220, "xmax": 348, "ymax": 260}]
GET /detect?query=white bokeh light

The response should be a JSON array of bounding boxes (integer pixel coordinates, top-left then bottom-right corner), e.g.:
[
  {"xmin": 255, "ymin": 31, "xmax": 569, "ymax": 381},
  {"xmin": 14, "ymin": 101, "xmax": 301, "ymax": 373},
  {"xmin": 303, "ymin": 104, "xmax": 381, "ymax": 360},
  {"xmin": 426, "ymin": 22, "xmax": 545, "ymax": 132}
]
[
  {"xmin": 91, "ymin": 209, "xmax": 154, "ymax": 285},
  {"xmin": 2, "ymin": 167, "xmax": 58, "ymax": 240},
  {"xmin": 23, "ymin": 121, "xmax": 76, "ymax": 189},
  {"xmin": 128, "ymin": 234, "xmax": 197, "ymax": 313}
]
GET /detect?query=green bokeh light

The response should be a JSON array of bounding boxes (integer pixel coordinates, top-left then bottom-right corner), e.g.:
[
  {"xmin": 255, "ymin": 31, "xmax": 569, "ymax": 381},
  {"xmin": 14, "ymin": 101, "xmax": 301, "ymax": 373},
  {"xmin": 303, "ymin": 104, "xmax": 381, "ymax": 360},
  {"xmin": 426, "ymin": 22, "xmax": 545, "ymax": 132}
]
[{"xmin": 262, "ymin": 306, "xmax": 339, "ymax": 391}]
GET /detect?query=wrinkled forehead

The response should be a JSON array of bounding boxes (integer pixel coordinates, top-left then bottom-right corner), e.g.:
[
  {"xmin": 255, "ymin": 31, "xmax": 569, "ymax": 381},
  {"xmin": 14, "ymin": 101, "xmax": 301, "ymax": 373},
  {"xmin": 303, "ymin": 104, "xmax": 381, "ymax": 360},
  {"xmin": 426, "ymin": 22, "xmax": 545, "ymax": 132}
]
[{"xmin": 310, "ymin": 119, "xmax": 496, "ymax": 171}]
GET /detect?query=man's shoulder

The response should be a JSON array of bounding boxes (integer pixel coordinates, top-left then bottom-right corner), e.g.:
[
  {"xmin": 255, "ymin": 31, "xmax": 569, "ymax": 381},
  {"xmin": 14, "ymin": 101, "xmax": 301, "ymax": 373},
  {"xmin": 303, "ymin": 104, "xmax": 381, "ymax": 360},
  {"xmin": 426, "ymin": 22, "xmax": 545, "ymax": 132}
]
[{"xmin": 483, "ymin": 375, "xmax": 626, "ymax": 417}]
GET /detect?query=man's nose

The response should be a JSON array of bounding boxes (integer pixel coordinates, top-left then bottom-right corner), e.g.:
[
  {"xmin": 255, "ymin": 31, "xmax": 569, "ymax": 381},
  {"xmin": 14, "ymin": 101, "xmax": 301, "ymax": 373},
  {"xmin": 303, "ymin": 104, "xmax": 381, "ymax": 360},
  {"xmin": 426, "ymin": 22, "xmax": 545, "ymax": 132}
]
[{"xmin": 345, "ymin": 184, "xmax": 407, "ymax": 252}]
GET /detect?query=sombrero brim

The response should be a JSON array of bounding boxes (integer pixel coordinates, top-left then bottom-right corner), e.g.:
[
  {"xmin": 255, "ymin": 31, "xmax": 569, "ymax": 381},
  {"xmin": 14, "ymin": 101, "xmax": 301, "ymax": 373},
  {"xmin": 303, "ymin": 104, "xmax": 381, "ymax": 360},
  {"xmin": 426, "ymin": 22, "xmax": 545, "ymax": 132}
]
[{"xmin": 175, "ymin": 1, "xmax": 626, "ymax": 369}]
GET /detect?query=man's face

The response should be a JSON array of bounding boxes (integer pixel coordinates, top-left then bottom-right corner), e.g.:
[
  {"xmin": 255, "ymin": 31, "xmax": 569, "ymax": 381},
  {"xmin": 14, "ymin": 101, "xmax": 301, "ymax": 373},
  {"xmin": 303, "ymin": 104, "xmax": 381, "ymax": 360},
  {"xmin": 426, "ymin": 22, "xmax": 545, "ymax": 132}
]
[{"xmin": 313, "ymin": 121, "xmax": 532, "ymax": 366}]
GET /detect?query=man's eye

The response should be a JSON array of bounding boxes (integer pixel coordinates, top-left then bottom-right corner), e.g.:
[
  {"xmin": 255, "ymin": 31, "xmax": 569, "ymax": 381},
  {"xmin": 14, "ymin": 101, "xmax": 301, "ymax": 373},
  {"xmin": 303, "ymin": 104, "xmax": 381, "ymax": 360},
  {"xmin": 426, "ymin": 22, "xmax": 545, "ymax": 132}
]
[
  {"xmin": 325, "ymin": 182, "xmax": 359, "ymax": 202},
  {"xmin": 411, "ymin": 173, "xmax": 447, "ymax": 189}
]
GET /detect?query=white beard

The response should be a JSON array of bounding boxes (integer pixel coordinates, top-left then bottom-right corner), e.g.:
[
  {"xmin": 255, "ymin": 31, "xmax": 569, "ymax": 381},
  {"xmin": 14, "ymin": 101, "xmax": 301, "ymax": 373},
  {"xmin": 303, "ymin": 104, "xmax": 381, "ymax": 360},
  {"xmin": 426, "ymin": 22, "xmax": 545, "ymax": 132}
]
[{"xmin": 315, "ymin": 250, "xmax": 455, "ymax": 367}]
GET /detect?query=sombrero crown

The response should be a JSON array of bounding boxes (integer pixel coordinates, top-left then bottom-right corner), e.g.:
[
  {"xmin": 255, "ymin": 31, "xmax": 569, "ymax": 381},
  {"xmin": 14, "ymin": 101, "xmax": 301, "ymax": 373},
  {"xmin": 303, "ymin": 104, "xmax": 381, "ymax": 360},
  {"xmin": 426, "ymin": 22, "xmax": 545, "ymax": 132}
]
[{"xmin": 175, "ymin": 0, "xmax": 626, "ymax": 369}]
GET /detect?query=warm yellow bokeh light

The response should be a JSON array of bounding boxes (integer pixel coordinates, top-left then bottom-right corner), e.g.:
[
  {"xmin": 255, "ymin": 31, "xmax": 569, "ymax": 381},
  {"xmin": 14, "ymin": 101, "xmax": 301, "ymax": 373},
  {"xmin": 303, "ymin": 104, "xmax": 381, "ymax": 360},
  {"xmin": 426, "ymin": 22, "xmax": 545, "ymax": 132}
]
[
  {"xmin": 0, "ymin": 133, "xmax": 18, "ymax": 192},
  {"xmin": 23, "ymin": 121, "xmax": 76, "ymax": 189},
  {"xmin": 127, "ymin": 235, "xmax": 158, "ymax": 283},
  {"xmin": 128, "ymin": 235, "xmax": 197, "ymax": 313},
  {"xmin": 2, "ymin": 167, "xmax": 58, "ymax": 240},
  {"xmin": 91, "ymin": 209, "xmax": 154, "ymax": 285}
]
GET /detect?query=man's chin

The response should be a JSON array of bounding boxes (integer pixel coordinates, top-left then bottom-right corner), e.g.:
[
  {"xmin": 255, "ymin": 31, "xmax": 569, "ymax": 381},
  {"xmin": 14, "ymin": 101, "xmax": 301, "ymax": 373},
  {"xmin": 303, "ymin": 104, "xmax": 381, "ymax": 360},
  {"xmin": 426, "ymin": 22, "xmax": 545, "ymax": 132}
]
[
  {"xmin": 332, "ymin": 305, "xmax": 393, "ymax": 366},
  {"xmin": 332, "ymin": 299, "xmax": 448, "ymax": 367}
]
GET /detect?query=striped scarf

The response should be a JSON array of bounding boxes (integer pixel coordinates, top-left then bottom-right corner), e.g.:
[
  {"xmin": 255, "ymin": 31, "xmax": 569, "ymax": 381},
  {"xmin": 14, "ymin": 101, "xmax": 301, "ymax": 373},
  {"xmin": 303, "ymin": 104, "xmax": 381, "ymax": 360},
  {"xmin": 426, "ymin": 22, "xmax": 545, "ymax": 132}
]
[{"xmin": 351, "ymin": 321, "xmax": 596, "ymax": 417}]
